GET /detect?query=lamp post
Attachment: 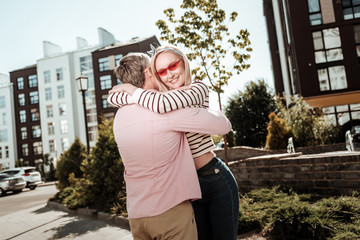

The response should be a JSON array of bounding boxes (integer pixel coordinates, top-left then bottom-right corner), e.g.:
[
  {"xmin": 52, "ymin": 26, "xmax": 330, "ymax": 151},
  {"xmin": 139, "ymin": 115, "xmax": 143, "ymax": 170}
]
[{"xmin": 76, "ymin": 75, "xmax": 90, "ymax": 154}]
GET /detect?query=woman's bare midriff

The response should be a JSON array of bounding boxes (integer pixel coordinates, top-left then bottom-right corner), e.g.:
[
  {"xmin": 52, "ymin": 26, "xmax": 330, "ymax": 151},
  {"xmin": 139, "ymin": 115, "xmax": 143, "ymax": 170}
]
[{"xmin": 194, "ymin": 151, "xmax": 215, "ymax": 170}]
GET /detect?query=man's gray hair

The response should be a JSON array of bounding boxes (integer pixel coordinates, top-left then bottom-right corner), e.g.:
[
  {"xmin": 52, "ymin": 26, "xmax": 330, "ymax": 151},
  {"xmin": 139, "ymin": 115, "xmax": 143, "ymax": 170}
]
[{"xmin": 114, "ymin": 53, "xmax": 150, "ymax": 88}]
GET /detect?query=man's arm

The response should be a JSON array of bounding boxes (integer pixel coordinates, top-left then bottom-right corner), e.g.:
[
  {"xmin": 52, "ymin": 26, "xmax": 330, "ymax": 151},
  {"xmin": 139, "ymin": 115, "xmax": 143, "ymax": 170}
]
[{"xmin": 166, "ymin": 107, "xmax": 232, "ymax": 135}]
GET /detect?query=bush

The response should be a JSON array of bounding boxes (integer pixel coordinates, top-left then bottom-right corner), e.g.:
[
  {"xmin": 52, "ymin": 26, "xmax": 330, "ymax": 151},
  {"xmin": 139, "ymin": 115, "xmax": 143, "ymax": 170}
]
[
  {"xmin": 81, "ymin": 118, "xmax": 125, "ymax": 212},
  {"xmin": 238, "ymin": 186, "xmax": 360, "ymax": 239},
  {"xmin": 276, "ymin": 95, "xmax": 341, "ymax": 147},
  {"xmin": 266, "ymin": 112, "xmax": 292, "ymax": 150},
  {"xmin": 55, "ymin": 138, "xmax": 87, "ymax": 190}
]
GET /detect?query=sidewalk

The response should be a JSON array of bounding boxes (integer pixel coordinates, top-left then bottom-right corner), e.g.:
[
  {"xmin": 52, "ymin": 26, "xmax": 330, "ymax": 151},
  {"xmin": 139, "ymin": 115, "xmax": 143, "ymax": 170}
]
[{"xmin": 0, "ymin": 203, "xmax": 133, "ymax": 240}]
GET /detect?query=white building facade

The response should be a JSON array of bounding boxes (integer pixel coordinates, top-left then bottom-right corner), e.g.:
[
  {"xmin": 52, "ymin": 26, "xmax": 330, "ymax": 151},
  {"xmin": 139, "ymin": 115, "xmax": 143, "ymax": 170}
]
[
  {"xmin": 0, "ymin": 74, "xmax": 17, "ymax": 170},
  {"xmin": 36, "ymin": 28, "xmax": 116, "ymax": 163}
]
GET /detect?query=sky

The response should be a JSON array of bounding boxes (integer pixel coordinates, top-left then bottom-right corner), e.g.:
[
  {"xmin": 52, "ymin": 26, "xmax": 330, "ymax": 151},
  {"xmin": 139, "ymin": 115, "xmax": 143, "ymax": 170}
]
[{"xmin": 0, "ymin": 0, "xmax": 274, "ymax": 110}]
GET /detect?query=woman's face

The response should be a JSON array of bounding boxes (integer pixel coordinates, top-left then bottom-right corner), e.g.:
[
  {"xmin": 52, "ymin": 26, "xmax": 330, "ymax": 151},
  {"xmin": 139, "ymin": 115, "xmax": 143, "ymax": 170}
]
[{"xmin": 155, "ymin": 51, "xmax": 185, "ymax": 89}]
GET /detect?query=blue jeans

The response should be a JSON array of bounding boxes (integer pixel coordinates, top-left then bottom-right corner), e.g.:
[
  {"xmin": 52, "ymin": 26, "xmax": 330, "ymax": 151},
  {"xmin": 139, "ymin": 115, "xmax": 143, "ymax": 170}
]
[{"xmin": 192, "ymin": 157, "xmax": 239, "ymax": 240}]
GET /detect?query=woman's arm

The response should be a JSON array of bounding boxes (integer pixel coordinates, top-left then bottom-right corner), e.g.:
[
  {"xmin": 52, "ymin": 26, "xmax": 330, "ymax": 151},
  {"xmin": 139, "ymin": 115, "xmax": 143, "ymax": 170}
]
[{"xmin": 132, "ymin": 81, "xmax": 209, "ymax": 113}]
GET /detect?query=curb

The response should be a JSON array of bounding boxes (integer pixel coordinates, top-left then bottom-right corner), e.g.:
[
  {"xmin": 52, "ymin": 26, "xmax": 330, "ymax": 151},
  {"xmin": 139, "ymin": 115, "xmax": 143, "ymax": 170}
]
[{"xmin": 46, "ymin": 201, "xmax": 130, "ymax": 230}]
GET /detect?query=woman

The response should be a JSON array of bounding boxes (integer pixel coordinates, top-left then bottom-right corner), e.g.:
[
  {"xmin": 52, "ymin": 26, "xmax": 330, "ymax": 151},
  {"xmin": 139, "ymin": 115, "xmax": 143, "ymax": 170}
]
[{"xmin": 108, "ymin": 45, "xmax": 239, "ymax": 240}]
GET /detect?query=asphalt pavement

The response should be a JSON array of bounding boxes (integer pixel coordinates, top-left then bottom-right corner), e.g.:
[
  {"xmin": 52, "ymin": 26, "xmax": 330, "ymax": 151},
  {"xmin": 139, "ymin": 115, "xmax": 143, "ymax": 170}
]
[{"xmin": 0, "ymin": 182, "xmax": 133, "ymax": 240}]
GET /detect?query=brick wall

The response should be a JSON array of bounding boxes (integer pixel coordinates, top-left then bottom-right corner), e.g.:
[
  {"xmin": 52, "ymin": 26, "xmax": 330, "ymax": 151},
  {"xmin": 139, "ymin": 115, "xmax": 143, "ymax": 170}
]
[{"xmin": 228, "ymin": 151, "xmax": 360, "ymax": 196}]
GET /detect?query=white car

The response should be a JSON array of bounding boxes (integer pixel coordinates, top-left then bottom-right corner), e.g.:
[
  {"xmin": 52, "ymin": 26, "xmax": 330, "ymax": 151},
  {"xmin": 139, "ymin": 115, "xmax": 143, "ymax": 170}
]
[
  {"xmin": 0, "ymin": 167, "xmax": 42, "ymax": 190},
  {"xmin": 0, "ymin": 173, "xmax": 26, "ymax": 196}
]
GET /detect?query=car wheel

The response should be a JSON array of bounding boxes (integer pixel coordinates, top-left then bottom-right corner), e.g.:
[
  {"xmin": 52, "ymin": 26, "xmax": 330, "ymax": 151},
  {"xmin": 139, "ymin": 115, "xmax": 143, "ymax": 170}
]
[
  {"xmin": 29, "ymin": 185, "xmax": 37, "ymax": 190},
  {"xmin": 0, "ymin": 188, "xmax": 5, "ymax": 197}
]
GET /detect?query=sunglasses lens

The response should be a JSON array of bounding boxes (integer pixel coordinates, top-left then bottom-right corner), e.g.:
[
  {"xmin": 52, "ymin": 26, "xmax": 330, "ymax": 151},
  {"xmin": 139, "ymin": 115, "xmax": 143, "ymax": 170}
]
[
  {"xmin": 156, "ymin": 60, "xmax": 181, "ymax": 77},
  {"xmin": 168, "ymin": 61, "xmax": 180, "ymax": 71},
  {"xmin": 157, "ymin": 70, "xmax": 167, "ymax": 76}
]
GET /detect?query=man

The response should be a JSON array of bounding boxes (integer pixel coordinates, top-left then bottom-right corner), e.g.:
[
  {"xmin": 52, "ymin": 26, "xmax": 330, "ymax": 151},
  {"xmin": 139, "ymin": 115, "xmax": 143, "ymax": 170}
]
[{"xmin": 110, "ymin": 53, "xmax": 231, "ymax": 240}]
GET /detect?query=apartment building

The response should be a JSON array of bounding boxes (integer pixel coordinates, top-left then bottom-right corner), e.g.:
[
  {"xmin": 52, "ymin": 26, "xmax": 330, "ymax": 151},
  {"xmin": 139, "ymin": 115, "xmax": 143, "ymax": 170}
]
[
  {"xmin": 264, "ymin": 0, "xmax": 360, "ymax": 131},
  {"xmin": 0, "ymin": 74, "xmax": 17, "ymax": 170},
  {"xmin": 92, "ymin": 35, "xmax": 160, "ymax": 120},
  {"xmin": 9, "ymin": 65, "xmax": 42, "ymax": 166},
  {"xmin": 10, "ymin": 28, "xmax": 159, "ymax": 166}
]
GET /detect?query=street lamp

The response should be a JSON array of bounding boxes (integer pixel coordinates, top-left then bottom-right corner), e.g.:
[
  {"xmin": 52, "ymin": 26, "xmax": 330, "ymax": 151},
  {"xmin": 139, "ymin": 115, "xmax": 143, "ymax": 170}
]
[{"xmin": 76, "ymin": 75, "xmax": 90, "ymax": 154}]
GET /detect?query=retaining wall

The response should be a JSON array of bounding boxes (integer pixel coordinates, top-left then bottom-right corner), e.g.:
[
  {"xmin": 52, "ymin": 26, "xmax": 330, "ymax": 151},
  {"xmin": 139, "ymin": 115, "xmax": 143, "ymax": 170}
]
[{"xmin": 228, "ymin": 151, "xmax": 360, "ymax": 196}]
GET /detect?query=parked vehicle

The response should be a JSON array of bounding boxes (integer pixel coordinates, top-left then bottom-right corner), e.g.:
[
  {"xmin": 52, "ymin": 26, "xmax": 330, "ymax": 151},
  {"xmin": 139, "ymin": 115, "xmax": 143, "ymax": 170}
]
[
  {"xmin": 0, "ymin": 167, "xmax": 42, "ymax": 190},
  {"xmin": 0, "ymin": 173, "xmax": 26, "ymax": 196}
]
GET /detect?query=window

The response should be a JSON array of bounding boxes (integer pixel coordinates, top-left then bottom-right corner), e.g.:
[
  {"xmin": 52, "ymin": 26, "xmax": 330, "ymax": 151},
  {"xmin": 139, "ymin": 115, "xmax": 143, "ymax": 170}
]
[
  {"xmin": 62, "ymin": 138, "xmax": 69, "ymax": 151},
  {"xmin": 102, "ymin": 94, "xmax": 109, "ymax": 108},
  {"xmin": 308, "ymin": 0, "xmax": 322, "ymax": 25},
  {"xmin": 48, "ymin": 122, "xmax": 55, "ymax": 135},
  {"xmin": 60, "ymin": 120, "xmax": 68, "ymax": 134},
  {"xmin": 98, "ymin": 57, "xmax": 110, "ymax": 71},
  {"xmin": 31, "ymin": 108, "xmax": 40, "ymax": 121},
  {"xmin": 46, "ymin": 105, "xmax": 53, "ymax": 118},
  {"xmin": 28, "ymin": 75, "xmax": 37, "ymax": 88},
  {"xmin": 115, "ymin": 54, "xmax": 123, "ymax": 66},
  {"xmin": 317, "ymin": 65, "xmax": 348, "ymax": 91},
  {"xmin": 1, "ymin": 112, "xmax": 6, "ymax": 126},
  {"xmin": 100, "ymin": 75, "xmax": 112, "ymax": 90},
  {"xmin": 49, "ymin": 139, "xmax": 56, "ymax": 152},
  {"xmin": 342, "ymin": 0, "xmax": 360, "ymax": 20},
  {"xmin": 22, "ymin": 144, "xmax": 29, "ymax": 156},
  {"xmin": 17, "ymin": 77, "xmax": 24, "ymax": 90},
  {"xmin": 87, "ymin": 108, "xmax": 97, "ymax": 123},
  {"xmin": 18, "ymin": 93, "xmax": 25, "ymax": 106},
  {"xmin": 57, "ymin": 85, "xmax": 65, "ymax": 98},
  {"xmin": 80, "ymin": 56, "xmax": 93, "ymax": 72},
  {"xmin": 32, "ymin": 125, "xmax": 41, "ymax": 138},
  {"xmin": 0, "ymin": 96, "xmax": 5, "ymax": 109},
  {"xmin": 45, "ymin": 87, "xmax": 52, "ymax": 100},
  {"xmin": 56, "ymin": 68, "xmax": 63, "ymax": 81},
  {"xmin": 29, "ymin": 91, "xmax": 39, "ymax": 104},
  {"xmin": 33, "ymin": 142, "xmax": 43, "ymax": 155},
  {"xmin": 312, "ymin": 28, "xmax": 343, "ymax": 64},
  {"xmin": 19, "ymin": 110, "xmax": 26, "ymax": 123},
  {"xmin": 21, "ymin": 127, "xmax": 27, "ymax": 140},
  {"xmin": 353, "ymin": 24, "xmax": 360, "ymax": 56},
  {"xmin": 5, "ymin": 146, "xmax": 8, "ymax": 158},
  {"xmin": 0, "ymin": 147, "xmax": 2, "ymax": 158},
  {"xmin": 44, "ymin": 70, "xmax": 51, "ymax": 83},
  {"xmin": 0, "ymin": 129, "xmax": 7, "ymax": 142},
  {"xmin": 89, "ymin": 126, "xmax": 98, "ymax": 142},
  {"xmin": 59, "ymin": 103, "xmax": 66, "ymax": 116}
]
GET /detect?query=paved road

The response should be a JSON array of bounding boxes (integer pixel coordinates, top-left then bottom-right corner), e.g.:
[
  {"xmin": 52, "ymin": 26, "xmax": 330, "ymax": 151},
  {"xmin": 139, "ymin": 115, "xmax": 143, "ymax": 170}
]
[
  {"xmin": 0, "ymin": 183, "xmax": 133, "ymax": 240},
  {"xmin": 0, "ymin": 184, "xmax": 57, "ymax": 216}
]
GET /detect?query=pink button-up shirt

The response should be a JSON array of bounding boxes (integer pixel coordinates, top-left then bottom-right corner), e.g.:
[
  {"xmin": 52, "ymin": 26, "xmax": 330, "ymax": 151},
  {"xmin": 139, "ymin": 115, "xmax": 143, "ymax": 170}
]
[{"xmin": 113, "ymin": 104, "xmax": 232, "ymax": 218}]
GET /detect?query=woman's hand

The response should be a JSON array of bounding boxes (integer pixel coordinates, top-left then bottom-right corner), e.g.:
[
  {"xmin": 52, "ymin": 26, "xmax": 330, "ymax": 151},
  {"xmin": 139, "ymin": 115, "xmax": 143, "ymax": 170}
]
[{"xmin": 108, "ymin": 83, "xmax": 137, "ymax": 95}]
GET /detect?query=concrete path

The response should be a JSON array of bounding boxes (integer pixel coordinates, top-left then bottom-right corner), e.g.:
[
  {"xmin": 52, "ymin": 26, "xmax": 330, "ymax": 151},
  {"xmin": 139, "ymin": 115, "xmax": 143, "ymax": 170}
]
[{"xmin": 0, "ymin": 204, "xmax": 133, "ymax": 240}]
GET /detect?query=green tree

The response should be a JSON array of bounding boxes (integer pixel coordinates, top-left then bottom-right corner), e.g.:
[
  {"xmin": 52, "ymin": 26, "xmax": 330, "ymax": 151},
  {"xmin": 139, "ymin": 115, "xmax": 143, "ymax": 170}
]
[
  {"xmin": 225, "ymin": 79, "xmax": 277, "ymax": 147},
  {"xmin": 277, "ymin": 95, "xmax": 340, "ymax": 147},
  {"xmin": 156, "ymin": 0, "xmax": 252, "ymax": 107},
  {"xmin": 266, "ymin": 112, "xmax": 292, "ymax": 150},
  {"xmin": 156, "ymin": 0, "xmax": 252, "ymax": 163},
  {"xmin": 55, "ymin": 138, "xmax": 86, "ymax": 190},
  {"xmin": 81, "ymin": 118, "xmax": 125, "ymax": 212}
]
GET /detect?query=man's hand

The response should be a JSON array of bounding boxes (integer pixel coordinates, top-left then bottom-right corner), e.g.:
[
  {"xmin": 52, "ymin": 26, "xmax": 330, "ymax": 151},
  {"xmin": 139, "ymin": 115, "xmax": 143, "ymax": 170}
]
[{"xmin": 108, "ymin": 83, "xmax": 137, "ymax": 95}]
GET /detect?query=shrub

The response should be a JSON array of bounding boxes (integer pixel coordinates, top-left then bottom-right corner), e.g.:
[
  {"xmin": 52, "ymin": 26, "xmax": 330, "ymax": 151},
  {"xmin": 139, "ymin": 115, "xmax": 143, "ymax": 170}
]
[
  {"xmin": 81, "ymin": 118, "xmax": 125, "ymax": 212},
  {"xmin": 55, "ymin": 138, "xmax": 87, "ymax": 190},
  {"xmin": 266, "ymin": 112, "xmax": 292, "ymax": 150}
]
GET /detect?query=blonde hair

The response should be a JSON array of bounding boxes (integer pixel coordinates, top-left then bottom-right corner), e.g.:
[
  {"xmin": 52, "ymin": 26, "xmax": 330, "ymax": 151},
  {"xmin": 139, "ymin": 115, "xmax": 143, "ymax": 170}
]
[{"xmin": 150, "ymin": 45, "xmax": 192, "ymax": 92}]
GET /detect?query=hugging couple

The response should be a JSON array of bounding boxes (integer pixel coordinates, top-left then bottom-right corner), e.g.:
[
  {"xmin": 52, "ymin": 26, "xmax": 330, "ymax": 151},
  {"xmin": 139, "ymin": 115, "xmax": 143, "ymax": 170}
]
[{"xmin": 107, "ymin": 44, "xmax": 239, "ymax": 240}]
